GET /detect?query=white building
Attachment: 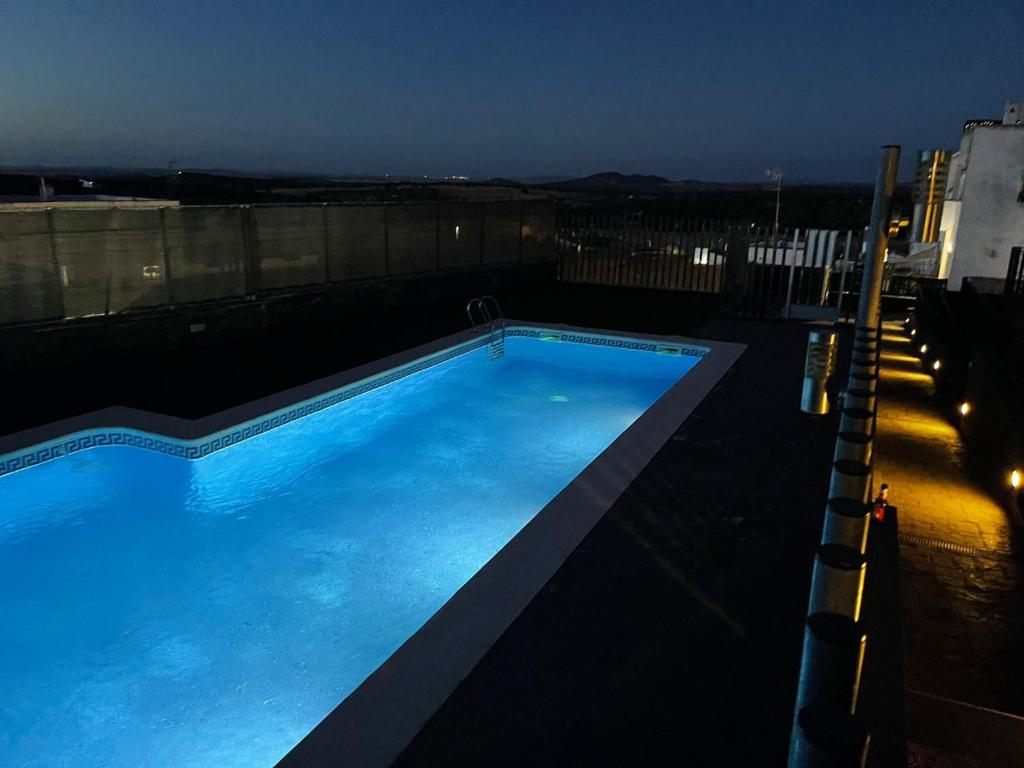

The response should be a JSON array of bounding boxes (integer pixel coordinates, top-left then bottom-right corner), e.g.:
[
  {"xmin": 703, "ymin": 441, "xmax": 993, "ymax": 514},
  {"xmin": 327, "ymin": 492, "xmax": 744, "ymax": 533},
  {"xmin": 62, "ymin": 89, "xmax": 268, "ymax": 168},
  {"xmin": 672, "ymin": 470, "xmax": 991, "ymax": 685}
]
[{"xmin": 938, "ymin": 101, "xmax": 1024, "ymax": 290}]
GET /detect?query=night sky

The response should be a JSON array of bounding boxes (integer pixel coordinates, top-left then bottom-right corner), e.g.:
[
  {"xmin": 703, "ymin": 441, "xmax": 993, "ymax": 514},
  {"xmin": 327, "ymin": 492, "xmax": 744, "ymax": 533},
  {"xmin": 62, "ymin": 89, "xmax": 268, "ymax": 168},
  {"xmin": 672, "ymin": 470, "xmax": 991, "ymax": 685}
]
[{"xmin": 2, "ymin": 0, "xmax": 1021, "ymax": 181}]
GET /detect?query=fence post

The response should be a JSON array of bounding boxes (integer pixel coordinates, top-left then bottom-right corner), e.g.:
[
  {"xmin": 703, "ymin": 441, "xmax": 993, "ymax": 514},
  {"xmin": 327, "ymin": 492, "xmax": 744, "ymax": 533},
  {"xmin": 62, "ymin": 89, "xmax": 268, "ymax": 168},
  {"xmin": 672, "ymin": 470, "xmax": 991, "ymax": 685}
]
[
  {"xmin": 435, "ymin": 202, "xmax": 441, "ymax": 271},
  {"xmin": 723, "ymin": 224, "xmax": 750, "ymax": 312},
  {"xmin": 322, "ymin": 204, "xmax": 331, "ymax": 284},
  {"xmin": 159, "ymin": 207, "xmax": 175, "ymax": 305},
  {"xmin": 834, "ymin": 231, "xmax": 854, "ymax": 319},
  {"xmin": 103, "ymin": 227, "xmax": 113, "ymax": 316},
  {"xmin": 1006, "ymin": 246, "xmax": 1022, "ymax": 295},
  {"xmin": 818, "ymin": 230, "xmax": 839, "ymax": 307},
  {"xmin": 480, "ymin": 201, "xmax": 486, "ymax": 266},
  {"xmin": 45, "ymin": 207, "xmax": 67, "ymax": 320},
  {"xmin": 517, "ymin": 201, "xmax": 524, "ymax": 263},
  {"xmin": 384, "ymin": 205, "xmax": 390, "ymax": 276},
  {"xmin": 241, "ymin": 205, "xmax": 262, "ymax": 296},
  {"xmin": 784, "ymin": 228, "xmax": 801, "ymax": 317}
]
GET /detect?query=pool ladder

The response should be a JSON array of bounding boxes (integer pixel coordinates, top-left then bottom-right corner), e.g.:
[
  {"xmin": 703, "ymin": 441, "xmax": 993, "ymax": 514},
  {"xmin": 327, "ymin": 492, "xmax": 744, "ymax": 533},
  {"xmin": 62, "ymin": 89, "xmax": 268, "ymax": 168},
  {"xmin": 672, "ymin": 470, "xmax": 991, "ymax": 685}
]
[{"xmin": 466, "ymin": 295, "xmax": 505, "ymax": 360}]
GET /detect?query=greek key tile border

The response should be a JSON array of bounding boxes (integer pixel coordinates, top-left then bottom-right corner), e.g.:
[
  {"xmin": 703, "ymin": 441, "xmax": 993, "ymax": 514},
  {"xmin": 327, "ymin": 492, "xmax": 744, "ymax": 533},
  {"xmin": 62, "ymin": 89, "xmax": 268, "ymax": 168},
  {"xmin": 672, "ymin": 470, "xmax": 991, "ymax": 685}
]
[
  {"xmin": 0, "ymin": 326, "xmax": 706, "ymax": 477},
  {"xmin": 0, "ymin": 334, "xmax": 490, "ymax": 477}
]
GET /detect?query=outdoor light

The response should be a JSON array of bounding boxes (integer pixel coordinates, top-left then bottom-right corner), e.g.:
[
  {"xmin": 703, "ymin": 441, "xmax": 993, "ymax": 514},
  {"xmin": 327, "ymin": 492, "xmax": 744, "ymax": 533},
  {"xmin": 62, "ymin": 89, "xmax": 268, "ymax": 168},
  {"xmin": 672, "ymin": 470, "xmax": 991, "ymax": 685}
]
[
  {"xmin": 932, "ymin": 360, "xmax": 942, "ymax": 371},
  {"xmin": 920, "ymin": 344, "xmax": 928, "ymax": 354},
  {"xmin": 1012, "ymin": 470, "xmax": 1022, "ymax": 490},
  {"xmin": 960, "ymin": 402, "xmax": 970, "ymax": 416},
  {"xmin": 455, "ymin": 225, "xmax": 461, "ymax": 240},
  {"xmin": 911, "ymin": 329, "xmax": 916, "ymax": 336}
]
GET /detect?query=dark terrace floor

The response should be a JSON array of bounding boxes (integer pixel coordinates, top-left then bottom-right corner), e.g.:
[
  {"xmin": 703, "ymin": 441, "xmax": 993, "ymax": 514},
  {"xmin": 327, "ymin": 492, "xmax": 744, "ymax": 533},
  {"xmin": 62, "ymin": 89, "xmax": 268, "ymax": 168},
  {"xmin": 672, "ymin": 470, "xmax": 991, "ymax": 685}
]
[
  {"xmin": 394, "ymin": 315, "xmax": 852, "ymax": 767},
  {"xmin": 3, "ymin": 286, "xmax": 886, "ymax": 766}
]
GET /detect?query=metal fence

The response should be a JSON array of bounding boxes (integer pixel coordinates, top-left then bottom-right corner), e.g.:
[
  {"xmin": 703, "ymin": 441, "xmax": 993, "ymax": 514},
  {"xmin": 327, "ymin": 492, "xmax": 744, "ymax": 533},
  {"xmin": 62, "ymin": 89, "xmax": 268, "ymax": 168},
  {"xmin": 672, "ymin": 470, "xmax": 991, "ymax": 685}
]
[
  {"xmin": 0, "ymin": 200, "xmax": 556, "ymax": 326},
  {"xmin": 554, "ymin": 209, "xmax": 865, "ymax": 318},
  {"xmin": 730, "ymin": 226, "xmax": 864, "ymax": 318},
  {"xmin": 555, "ymin": 211, "xmax": 732, "ymax": 293}
]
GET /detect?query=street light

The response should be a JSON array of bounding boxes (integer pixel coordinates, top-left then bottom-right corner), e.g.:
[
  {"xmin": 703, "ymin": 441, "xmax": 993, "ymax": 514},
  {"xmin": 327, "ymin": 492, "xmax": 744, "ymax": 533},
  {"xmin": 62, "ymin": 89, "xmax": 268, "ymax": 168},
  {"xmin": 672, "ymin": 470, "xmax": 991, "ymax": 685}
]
[{"xmin": 767, "ymin": 167, "xmax": 783, "ymax": 240}]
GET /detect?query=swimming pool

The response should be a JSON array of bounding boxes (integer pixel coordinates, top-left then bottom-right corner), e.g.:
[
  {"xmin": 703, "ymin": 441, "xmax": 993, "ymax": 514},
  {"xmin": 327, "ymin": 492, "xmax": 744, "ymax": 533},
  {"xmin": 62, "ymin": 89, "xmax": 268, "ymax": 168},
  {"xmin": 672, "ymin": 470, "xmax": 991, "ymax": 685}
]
[{"xmin": 0, "ymin": 324, "xmax": 740, "ymax": 768}]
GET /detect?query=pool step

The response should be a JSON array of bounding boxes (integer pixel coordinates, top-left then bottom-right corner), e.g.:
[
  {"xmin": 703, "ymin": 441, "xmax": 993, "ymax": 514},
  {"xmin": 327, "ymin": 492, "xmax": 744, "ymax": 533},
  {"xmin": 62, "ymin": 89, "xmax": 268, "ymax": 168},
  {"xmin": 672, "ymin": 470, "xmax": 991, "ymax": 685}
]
[{"xmin": 489, "ymin": 334, "xmax": 505, "ymax": 360}]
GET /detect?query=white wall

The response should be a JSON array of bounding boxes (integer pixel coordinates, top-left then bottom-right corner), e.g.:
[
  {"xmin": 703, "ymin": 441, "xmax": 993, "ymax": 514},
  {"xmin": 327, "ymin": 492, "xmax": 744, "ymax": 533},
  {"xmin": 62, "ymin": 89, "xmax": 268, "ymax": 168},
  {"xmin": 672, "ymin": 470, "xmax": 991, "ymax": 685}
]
[{"xmin": 945, "ymin": 127, "xmax": 1024, "ymax": 289}]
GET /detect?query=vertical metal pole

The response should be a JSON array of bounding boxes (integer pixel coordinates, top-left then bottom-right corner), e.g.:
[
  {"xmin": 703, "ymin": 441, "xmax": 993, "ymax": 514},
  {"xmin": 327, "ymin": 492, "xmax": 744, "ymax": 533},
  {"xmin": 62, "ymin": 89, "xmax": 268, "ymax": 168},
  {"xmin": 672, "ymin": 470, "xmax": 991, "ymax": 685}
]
[
  {"xmin": 774, "ymin": 171, "xmax": 783, "ymax": 239},
  {"xmin": 835, "ymin": 231, "xmax": 853, "ymax": 319},
  {"xmin": 618, "ymin": 211, "xmax": 626, "ymax": 286},
  {"xmin": 435, "ymin": 202, "xmax": 441, "ymax": 271},
  {"xmin": 790, "ymin": 148, "xmax": 901, "ymax": 768},
  {"xmin": 818, "ymin": 230, "xmax": 838, "ymax": 307},
  {"xmin": 159, "ymin": 206, "xmax": 175, "ymax": 305},
  {"xmin": 517, "ymin": 201, "xmax": 524, "ymax": 264},
  {"xmin": 783, "ymin": 228, "xmax": 801, "ymax": 318},
  {"xmin": 103, "ymin": 215, "xmax": 114, "ymax": 315},
  {"xmin": 242, "ymin": 205, "xmax": 262, "ymax": 296},
  {"xmin": 322, "ymin": 204, "xmax": 331, "ymax": 284},
  {"xmin": 45, "ymin": 207, "xmax": 67, "ymax": 319},
  {"xmin": 479, "ymin": 201, "xmax": 486, "ymax": 266},
  {"xmin": 383, "ymin": 205, "xmax": 390, "ymax": 276},
  {"xmin": 856, "ymin": 146, "xmax": 901, "ymax": 331}
]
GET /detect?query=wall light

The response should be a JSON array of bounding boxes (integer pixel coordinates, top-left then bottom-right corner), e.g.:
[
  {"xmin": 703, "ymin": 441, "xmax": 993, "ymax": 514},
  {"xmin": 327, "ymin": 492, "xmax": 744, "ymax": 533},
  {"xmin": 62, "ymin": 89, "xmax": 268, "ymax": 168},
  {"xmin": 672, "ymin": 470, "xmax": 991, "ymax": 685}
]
[
  {"xmin": 932, "ymin": 360, "xmax": 942, "ymax": 371},
  {"xmin": 1012, "ymin": 470, "xmax": 1022, "ymax": 490},
  {"xmin": 920, "ymin": 344, "xmax": 928, "ymax": 354},
  {"xmin": 959, "ymin": 402, "xmax": 970, "ymax": 416}
]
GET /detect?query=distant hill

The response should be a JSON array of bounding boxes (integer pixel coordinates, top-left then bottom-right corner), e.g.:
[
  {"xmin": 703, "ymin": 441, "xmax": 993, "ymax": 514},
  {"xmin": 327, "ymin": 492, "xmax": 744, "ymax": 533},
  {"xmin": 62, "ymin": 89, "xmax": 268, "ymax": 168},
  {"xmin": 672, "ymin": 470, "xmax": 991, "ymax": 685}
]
[
  {"xmin": 540, "ymin": 171, "xmax": 672, "ymax": 193},
  {"xmin": 533, "ymin": 171, "xmax": 774, "ymax": 194}
]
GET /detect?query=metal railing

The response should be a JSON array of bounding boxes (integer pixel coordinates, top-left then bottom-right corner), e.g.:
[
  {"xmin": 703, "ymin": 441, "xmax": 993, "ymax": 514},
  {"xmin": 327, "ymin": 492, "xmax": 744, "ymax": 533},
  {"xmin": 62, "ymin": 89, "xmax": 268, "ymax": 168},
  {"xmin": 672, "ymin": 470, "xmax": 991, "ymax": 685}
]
[
  {"xmin": 554, "ymin": 210, "xmax": 865, "ymax": 319},
  {"xmin": 466, "ymin": 294, "xmax": 506, "ymax": 359},
  {"xmin": 555, "ymin": 211, "xmax": 731, "ymax": 294}
]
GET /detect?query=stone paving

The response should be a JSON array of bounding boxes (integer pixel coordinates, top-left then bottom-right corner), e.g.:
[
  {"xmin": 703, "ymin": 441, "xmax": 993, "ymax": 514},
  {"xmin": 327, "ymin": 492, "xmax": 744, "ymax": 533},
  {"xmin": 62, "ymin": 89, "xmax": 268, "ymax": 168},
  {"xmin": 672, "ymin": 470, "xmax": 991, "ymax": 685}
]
[{"xmin": 873, "ymin": 320, "xmax": 1024, "ymax": 764}]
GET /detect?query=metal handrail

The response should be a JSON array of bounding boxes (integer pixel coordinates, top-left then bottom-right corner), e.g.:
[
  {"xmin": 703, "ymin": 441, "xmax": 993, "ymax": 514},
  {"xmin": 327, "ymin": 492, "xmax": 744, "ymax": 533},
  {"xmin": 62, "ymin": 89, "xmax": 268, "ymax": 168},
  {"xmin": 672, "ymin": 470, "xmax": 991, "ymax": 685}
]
[
  {"xmin": 466, "ymin": 298, "xmax": 485, "ymax": 331},
  {"xmin": 466, "ymin": 295, "xmax": 506, "ymax": 360},
  {"xmin": 466, "ymin": 295, "xmax": 504, "ymax": 333},
  {"xmin": 479, "ymin": 295, "xmax": 504, "ymax": 329}
]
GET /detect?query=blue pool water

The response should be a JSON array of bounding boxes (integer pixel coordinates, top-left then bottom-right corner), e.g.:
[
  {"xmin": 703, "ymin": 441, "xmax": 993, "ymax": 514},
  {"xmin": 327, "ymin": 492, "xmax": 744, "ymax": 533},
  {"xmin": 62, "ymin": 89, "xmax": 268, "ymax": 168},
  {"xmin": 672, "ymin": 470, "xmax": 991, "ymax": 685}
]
[{"xmin": 0, "ymin": 334, "xmax": 699, "ymax": 768}]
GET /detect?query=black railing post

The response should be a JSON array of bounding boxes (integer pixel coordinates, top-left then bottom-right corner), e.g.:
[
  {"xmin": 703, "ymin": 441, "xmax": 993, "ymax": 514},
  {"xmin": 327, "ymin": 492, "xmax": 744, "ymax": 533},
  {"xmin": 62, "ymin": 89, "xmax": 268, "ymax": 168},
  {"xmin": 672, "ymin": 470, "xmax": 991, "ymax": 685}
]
[
  {"xmin": 45, "ymin": 207, "xmax": 67, "ymax": 320},
  {"xmin": 1006, "ymin": 246, "xmax": 1022, "ymax": 295}
]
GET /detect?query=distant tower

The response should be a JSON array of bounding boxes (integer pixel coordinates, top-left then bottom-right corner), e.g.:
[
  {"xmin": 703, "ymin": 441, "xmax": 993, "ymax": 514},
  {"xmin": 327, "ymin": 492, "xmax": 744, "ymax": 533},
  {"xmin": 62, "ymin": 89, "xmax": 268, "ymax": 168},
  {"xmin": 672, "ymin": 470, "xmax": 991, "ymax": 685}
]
[{"xmin": 909, "ymin": 150, "xmax": 951, "ymax": 244}]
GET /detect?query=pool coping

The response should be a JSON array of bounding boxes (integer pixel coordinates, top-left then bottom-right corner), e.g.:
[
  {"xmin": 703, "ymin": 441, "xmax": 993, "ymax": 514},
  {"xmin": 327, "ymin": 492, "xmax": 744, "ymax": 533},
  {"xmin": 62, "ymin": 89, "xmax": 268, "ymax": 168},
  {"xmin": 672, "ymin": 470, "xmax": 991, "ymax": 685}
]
[
  {"xmin": 274, "ymin": 322, "xmax": 744, "ymax": 768},
  {"xmin": 0, "ymin": 320, "xmax": 744, "ymax": 767}
]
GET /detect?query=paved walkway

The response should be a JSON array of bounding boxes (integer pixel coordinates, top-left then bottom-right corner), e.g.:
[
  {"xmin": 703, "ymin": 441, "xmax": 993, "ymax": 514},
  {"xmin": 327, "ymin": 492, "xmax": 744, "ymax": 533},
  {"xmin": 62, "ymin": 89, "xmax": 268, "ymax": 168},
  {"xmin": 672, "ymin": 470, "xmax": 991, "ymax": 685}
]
[{"xmin": 874, "ymin": 320, "xmax": 1024, "ymax": 766}]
